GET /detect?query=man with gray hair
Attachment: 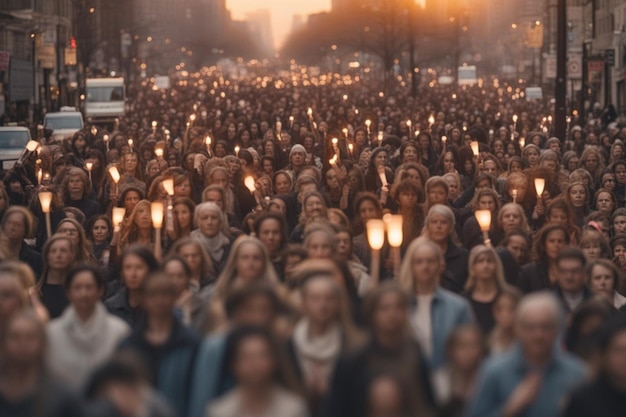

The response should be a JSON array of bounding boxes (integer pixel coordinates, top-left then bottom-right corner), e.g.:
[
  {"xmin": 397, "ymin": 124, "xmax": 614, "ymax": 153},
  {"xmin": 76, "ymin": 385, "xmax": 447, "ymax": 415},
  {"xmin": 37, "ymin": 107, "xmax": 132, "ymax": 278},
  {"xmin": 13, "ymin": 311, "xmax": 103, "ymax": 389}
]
[{"xmin": 466, "ymin": 292, "xmax": 587, "ymax": 417}]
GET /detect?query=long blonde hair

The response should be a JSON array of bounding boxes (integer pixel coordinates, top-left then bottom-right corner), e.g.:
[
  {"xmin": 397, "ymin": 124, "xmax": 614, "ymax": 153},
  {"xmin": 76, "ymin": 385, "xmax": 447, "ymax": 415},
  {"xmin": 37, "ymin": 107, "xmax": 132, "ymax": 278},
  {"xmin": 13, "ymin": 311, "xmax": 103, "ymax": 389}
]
[
  {"xmin": 420, "ymin": 204, "xmax": 461, "ymax": 245},
  {"xmin": 213, "ymin": 236, "xmax": 279, "ymax": 299},
  {"xmin": 464, "ymin": 245, "xmax": 508, "ymax": 291},
  {"xmin": 398, "ymin": 237, "xmax": 445, "ymax": 294},
  {"xmin": 119, "ymin": 200, "xmax": 153, "ymax": 251}
]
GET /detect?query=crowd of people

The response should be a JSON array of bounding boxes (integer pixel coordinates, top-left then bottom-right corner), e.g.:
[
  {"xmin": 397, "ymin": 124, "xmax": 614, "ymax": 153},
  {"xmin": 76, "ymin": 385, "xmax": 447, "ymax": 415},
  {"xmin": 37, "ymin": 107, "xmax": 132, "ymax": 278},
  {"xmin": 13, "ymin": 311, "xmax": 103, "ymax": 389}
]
[{"xmin": 1, "ymin": 64, "xmax": 626, "ymax": 417}]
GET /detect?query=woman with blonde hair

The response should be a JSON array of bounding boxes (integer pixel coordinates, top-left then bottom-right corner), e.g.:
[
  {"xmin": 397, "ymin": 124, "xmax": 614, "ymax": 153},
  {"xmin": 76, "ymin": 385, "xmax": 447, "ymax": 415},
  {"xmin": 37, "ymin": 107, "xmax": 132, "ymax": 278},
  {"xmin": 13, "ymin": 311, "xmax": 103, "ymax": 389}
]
[
  {"xmin": 0, "ymin": 261, "xmax": 48, "ymax": 323},
  {"xmin": 208, "ymin": 236, "xmax": 281, "ymax": 331},
  {"xmin": 463, "ymin": 245, "xmax": 511, "ymax": 335},
  {"xmin": 495, "ymin": 203, "xmax": 531, "ymax": 245},
  {"xmin": 61, "ymin": 166, "xmax": 102, "ymax": 220},
  {"xmin": 290, "ymin": 190, "xmax": 329, "ymax": 243},
  {"xmin": 56, "ymin": 218, "xmax": 96, "ymax": 264},
  {"xmin": 112, "ymin": 200, "xmax": 154, "ymax": 257},
  {"xmin": 168, "ymin": 237, "xmax": 215, "ymax": 291},
  {"xmin": 398, "ymin": 237, "xmax": 474, "ymax": 369},
  {"xmin": 191, "ymin": 201, "xmax": 231, "ymax": 272}
]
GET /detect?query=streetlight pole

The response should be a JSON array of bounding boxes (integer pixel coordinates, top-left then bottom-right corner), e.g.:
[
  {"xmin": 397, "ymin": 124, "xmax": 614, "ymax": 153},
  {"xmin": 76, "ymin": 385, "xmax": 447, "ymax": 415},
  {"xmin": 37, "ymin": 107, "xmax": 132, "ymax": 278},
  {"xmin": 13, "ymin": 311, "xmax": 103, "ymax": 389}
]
[{"xmin": 555, "ymin": 0, "xmax": 567, "ymax": 141}]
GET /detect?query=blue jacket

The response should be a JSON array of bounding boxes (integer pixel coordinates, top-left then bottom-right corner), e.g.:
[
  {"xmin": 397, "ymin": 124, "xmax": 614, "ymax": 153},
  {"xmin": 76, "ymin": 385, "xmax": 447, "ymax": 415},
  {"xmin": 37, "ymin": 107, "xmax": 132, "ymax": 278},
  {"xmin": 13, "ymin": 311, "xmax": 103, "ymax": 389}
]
[
  {"xmin": 187, "ymin": 335, "xmax": 227, "ymax": 417},
  {"xmin": 466, "ymin": 345, "xmax": 587, "ymax": 417},
  {"xmin": 410, "ymin": 286, "xmax": 474, "ymax": 369}
]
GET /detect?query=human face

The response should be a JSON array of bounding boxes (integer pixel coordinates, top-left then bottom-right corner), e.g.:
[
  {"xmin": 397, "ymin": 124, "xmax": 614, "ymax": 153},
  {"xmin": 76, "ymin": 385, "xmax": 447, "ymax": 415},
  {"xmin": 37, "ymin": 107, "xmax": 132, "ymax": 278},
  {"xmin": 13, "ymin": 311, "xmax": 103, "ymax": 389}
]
[
  {"xmin": 268, "ymin": 198, "xmax": 286, "ymax": 215},
  {"xmin": 335, "ymin": 231, "xmax": 351, "ymax": 259},
  {"xmin": 566, "ymin": 156, "xmax": 579, "ymax": 173},
  {"xmin": 427, "ymin": 213, "xmax": 453, "ymax": 244},
  {"xmin": 501, "ymin": 207, "xmax": 522, "ymax": 232},
  {"xmin": 68, "ymin": 271, "xmax": 102, "ymax": 314},
  {"xmin": 547, "ymin": 208, "xmax": 568, "ymax": 226},
  {"xmin": 372, "ymin": 292, "xmax": 408, "ymax": 336},
  {"xmin": 482, "ymin": 160, "xmax": 497, "ymax": 177},
  {"xmin": 92, "ymin": 219, "xmax": 110, "ymax": 244},
  {"xmin": 494, "ymin": 294, "xmax": 517, "ymax": 330},
  {"xmin": 2, "ymin": 212, "xmax": 26, "ymax": 240},
  {"xmin": 306, "ymin": 231, "xmax": 333, "ymax": 259},
  {"xmin": 67, "ymin": 176, "xmax": 85, "ymax": 197},
  {"xmin": 210, "ymin": 171, "xmax": 229, "ymax": 189},
  {"xmin": 258, "ymin": 219, "xmax": 282, "ymax": 257},
  {"xmin": 325, "ymin": 169, "xmax": 339, "ymax": 189},
  {"xmin": 602, "ymin": 174, "xmax": 616, "ymax": 191},
  {"xmin": 403, "ymin": 146, "xmax": 418, "ymax": 163},
  {"xmin": 596, "ymin": 192, "xmax": 614, "ymax": 214},
  {"xmin": 174, "ymin": 204, "xmax": 192, "ymax": 230},
  {"xmin": 122, "ymin": 254, "xmax": 149, "ymax": 291},
  {"xmin": 581, "ymin": 242, "xmax": 602, "ymax": 261},
  {"xmin": 614, "ymin": 216, "xmax": 626, "ymax": 235},
  {"xmin": 302, "ymin": 278, "xmax": 340, "ymax": 326},
  {"xmin": 234, "ymin": 336, "xmax": 275, "ymax": 387},
  {"xmin": 506, "ymin": 235, "xmax": 528, "ymax": 265},
  {"xmin": 449, "ymin": 329, "xmax": 483, "ymax": 372},
  {"xmin": 568, "ymin": 185, "xmax": 586, "ymax": 208},
  {"xmin": 615, "ymin": 164, "xmax": 626, "ymax": 185},
  {"xmin": 263, "ymin": 159, "xmax": 274, "ymax": 175},
  {"xmin": 198, "ymin": 209, "xmax": 221, "ymax": 237},
  {"xmin": 473, "ymin": 253, "xmax": 497, "ymax": 282},
  {"xmin": 359, "ymin": 200, "xmax": 379, "ymax": 222},
  {"xmin": 428, "ymin": 185, "xmax": 447, "ymax": 205},
  {"xmin": 134, "ymin": 203, "xmax": 152, "ymax": 229},
  {"xmin": 397, "ymin": 190, "xmax": 417, "ymax": 209},
  {"xmin": 545, "ymin": 230, "xmax": 566, "ymax": 260},
  {"xmin": 605, "ymin": 330, "xmax": 626, "ymax": 385},
  {"xmin": 205, "ymin": 190, "xmax": 224, "ymax": 210},
  {"xmin": 589, "ymin": 264, "xmax": 614, "ymax": 299},
  {"xmin": 304, "ymin": 196, "xmax": 325, "ymax": 219},
  {"xmin": 557, "ymin": 258, "xmax": 585, "ymax": 294},
  {"xmin": 374, "ymin": 151, "xmax": 388, "ymax": 168},
  {"xmin": 3, "ymin": 316, "xmax": 44, "ymax": 367},
  {"xmin": 445, "ymin": 177, "xmax": 459, "ymax": 200},
  {"xmin": 291, "ymin": 150, "xmax": 305, "ymax": 167},
  {"xmin": 164, "ymin": 260, "xmax": 190, "ymax": 297},
  {"xmin": 236, "ymin": 243, "xmax": 265, "ymax": 283},
  {"xmin": 477, "ymin": 195, "xmax": 496, "ymax": 212},
  {"xmin": 584, "ymin": 153, "xmax": 599, "ymax": 172},
  {"xmin": 443, "ymin": 152, "xmax": 455, "ymax": 173},
  {"xmin": 274, "ymin": 173, "xmax": 291, "ymax": 194},
  {"xmin": 540, "ymin": 159, "xmax": 557, "ymax": 173},
  {"xmin": 411, "ymin": 246, "xmax": 442, "ymax": 287},
  {"xmin": 0, "ymin": 275, "xmax": 23, "ymax": 324},
  {"xmin": 525, "ymin": 148, "xmax": 539, "ymax": 166},
  {"xmin": 612, "ymin": 145, "xmax": 624, "ymax": 161},
  {"xmin": 516, "ymin": 307, "xmax": 558, "ymax": 361},
  {"xmin": 47, "ymin": 239, "xmax": 74, "ymax": 270},
  {"xmin": 174, "ymin": 179, "xmax": 191, "ymax": 198},
  {"xmin": 124, "ymin": 191, "xmax": 141, "ymax": 213},
  {"xmin": 142, "ymin": 279, "xmax": 176, "ymax": 318},
  {"xmin": 178, "ymin": 244, "xmax": 202, "ymax": 275},
  {"xmin": 125, "ymin": 154, "xmax": 138, "ymax": 173}
]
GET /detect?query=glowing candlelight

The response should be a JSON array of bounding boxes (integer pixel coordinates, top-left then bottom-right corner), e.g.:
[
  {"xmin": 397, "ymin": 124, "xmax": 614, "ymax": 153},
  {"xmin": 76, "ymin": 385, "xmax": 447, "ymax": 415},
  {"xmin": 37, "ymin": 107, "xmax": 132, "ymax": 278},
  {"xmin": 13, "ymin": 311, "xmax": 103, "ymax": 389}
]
[
  {"xmin": 512, "ymin": 189, "xmax": 518, "ymax": 203},
  {"xmin": 377, "ymin": 131, "xmax": 384, "ymax": 146},
  {"xmin": 365, "ymin": 119, "xmax": 372, "ymax": 135},
  {"xmin": 151, "ymin": 202, "xmax": 164, "ymax": 229},
  {"xmin": 442, "ymin": 136, "xmax": 447, "ymax": 145},
  {"xmin": 384, "ymin": 214, "xmax": 403, "ymax": 248},
  {"xmin": 234, "ymin": 145, "xmax": 240, "ymax": 157},
  {"xmin": 103, "ymin": 134, "xmax": 110, "ymax": 151},
  {"xmin": 534, "ymin": 178, "xmax": 545, "ymax": 198},
  {"xmin": 37, "ymin": 168, "xmax": 42, "ymax": 185},
  {"xmin": 163, "ymin": 178, "xmax": 174, "ymax": 196},
  {"xmin": 26, "ymin": 140, "xmax": 39, "ymax": 152},
  {"xmin": 475, "ymin": 210, "xmax": 492, "ymax": 232},
  {"xmin": 108, "ymin": 166, "xmax": 120, "ymax": 183},
  {"xmin": 289, "ymin": 115, "xmax": 294, "ymax": 128},
  {"xmin": 152, "ymin": 120, "xmax": 157, "ymax": 133},
  {"xmin": 519, "ymin": 137, "xmax": 526, "ymax": 148},
  {"xmin": 128, "ymin": 138, "xmax": 134, "ymax": 152},
  {"xmin": 307, "ymin": 108, "xmax": 313, "ymax": 119},
  {"xmin": 366, "ymin": 219, "xmax": 386, "ymax": 251},
  {"xmin": 342, "ymin": 128, "xmax": 349, "ymax": 139},
  {"xmin": 39, "ymin": 191, "xmax": 53, "ymax": 238},
  {"xmin": 244, "ymin": 175, "xmax": 256, "ymax": 193},
  {"xmin": 428, "ymin": 115, "xmax": 435, "ymax": 128},
  {"xmin": 155, "ymin": 148, "xmax": 164, "ymax": 158},
  {"xmin": 348, "ymin": 143, "xmax": 354, "ymax": 156},
  {"xmin": 471, "ymin": 141, "xmax": 480, "ymax": 157},
  {"xmin": 512, "ymin": 114, "xmax": 518, "ymax": 123},
  {"xmin": 112, "ymin": 207, "xmax": 125, "ymax": 232}
]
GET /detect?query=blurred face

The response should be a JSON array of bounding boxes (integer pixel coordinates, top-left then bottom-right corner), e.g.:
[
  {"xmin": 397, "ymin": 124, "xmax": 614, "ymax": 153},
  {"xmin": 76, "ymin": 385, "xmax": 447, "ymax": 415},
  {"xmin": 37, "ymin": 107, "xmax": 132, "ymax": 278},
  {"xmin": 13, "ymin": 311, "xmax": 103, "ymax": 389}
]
[
  {"xmin": 545, "ymin": 230, "xmax": 567, "ymax": 260},
  {"xmin": 178, "ymin": 244, "xmax": 202, "ymax": 275},
  {"xmin": 2, "ymin": 316, "xmax": 44, "ymax": 366},
  {"xmin": 325, "ymin": 169, "xmax": 339, "ymax": 189},
  {"xmin": 236, "ymin": 243, "xmax": 265, "ymax": 283},
  {"xmin": 449, "ymin": 329, "xmax": 483, "ymax": 372},
  {"xmin": 614, "ymin": 216, "xmax": 626, "ymax": 235},
  {"xmin": 164, "ymin": 260, "xmax": 190, "ymax": 296},
  {"xmin": 302, "ymin": 277, "xmax": 340, "ymax": 326},
  {"xmin": 602, "ymin": 174, "xmax": 616, "ymax": 191},
  {"xmin": 205, "ymin": 190, "xmax": 224, "ymax": 210},
  {"xmin": 274, "ymin": 173, "xmax": 291, "ymax": 194},
  {"xmin": 305, "ymin": 230, "xmax": 333, "ymax": 259},
  {"xmin": 397, "ymin": 190, "xmax": 417, "ymax": 209},
  {"xmin": 359, "ymin": 200, "xmax": 379, "ymax": 222},
  {"xmin": 615, "ymin": 164, "xmax": 626, "ymax": 185},
  {"xmin": 477, "ymin": 195, "xmax": 496, "ymax": 212},
  {"xmin": 210, "ymin": 171, "xmax": 229, "ymax": 189},
  {"xmin": 411, "ymin": 246, "xmax": 442, "ymax": 287},
  {"xmin": 125, "ymin": 154, "xmax": 138, "ymax": 173},
  {"xmin": 557, "ymin": 258, "xmax": 585, "ymax": 293},
  {"xmin": 291, "ymin": 150, "xmax": 305, "ymax": 166},
  {"xmin": 427, "ymin": 213, "xmax": 453, "ymax": 244},
  {"xmin": 143, "ymin": 279, "xmax": 176, "ymax": 317},
  {"xmin": 67, "ymin": 176, "xmax": 85, "ymax": 197},
  {"xmin": 174, "ymin": 204, "xmax": 192, "ymax": 230},
  {"xmin": 567, "ymin": 156, "xmax": 579, "ymax": 173},
  {"xmin": 124, "ymin": 191, "xmax": 141, "ymax": 213},
  {"xmin": 122, "ymin": 254, "xmax": 149, "ymax": 291},
  {"xmin": 584, "ymin": 153, "xmax": 599, "ymax": 172},
  {"xmin": 263, "ymin": 159, "xmax": 274, "ymax": 175},
  {"xmin": 133, "ymin": 203, "xmax": 152, "ymax": 229},
  {"xmin": 494, "ymin": 294, "xmax": 517, "ymax": 330},
  {"xmin": 304, "ymin": 196, "xmax": 324, "ymax": 219},
  {"xmin": 268, "ymin": 198, "xmax": 286, "ymax": 216},
  {"xmin": 372, "ymin": 292, "xmax": 407, "ymax": 335},
  {"xmin": 428, "ymin": 185, "xmax": 447, "ymax": 205},
  {"xmin": 335, "ymin": 231, "xmax": 351, "ymax": 259},
  {"xmin": 506, "ymin": 235, "xmax": 528, "ymax": 265},
  {"xmin": 258, "ymin": 219, "xmax": 282, "ymax": 256},
  {"xmin": 517, "ymin": 307, "xmax": 558, "ymax": 360},
  {"xmin": 0, "ymin": 275, "xmax": 23, "ymax": 324},
  {"xmin": 473, "ymin": 253, "xmax": 497, "ymax": 282},
  {"xmin": 403, "ymin": 146, "xmax": 418, "ymax": 163},
  {"xmin": 501, "ymin": 207, "xmax": 522, "ymax": 232},
  {"xmin": 90, "ymin": 221, "xmax": 109, "ymax": 245},
  {"xmin": 68, "ymin": 271, "xmax": 102, "ymax": 313},
  {"xmin": 605, "ymin": 331, "xmax": 626, "ymax": 384},
  {"xmin": 2, "ymin": 212, "xmax": 26, "ymax": 240},
  {"xmin": 445, "ymin": 177, "xmax": 459, "ymax": 200},
  {"xmin": 233, "ymin": 336, "xmax": 275, "ymax": 387},
  {"xmin": 589, "ymin": 264, "xmax": 615, "ymax": 299},
  {"xmin": 568, "ymin": 185, "xmax": 586, "ymax": 208},
  {"xmin": 198, "ymin": 209, "xmax": 221, "ymax": 237},
  {"xmin": 596, "ymin": 192, "xmax": 614, "ymax": 214},
  {"xmin": 174, "ymin": 179, "xmax": 191, "ymax": 198},
  {"xmin": 547, "ymin": 208, "xmax": 568, "ymax": 226},
  {"xmin": 526, "ymin": 148, "xmax": 539, "ymax": 166},
  {"xmin": 581, "ymin": 241, "xmax": 602, "ymax": 261},
  {"xmin": 482, "ymin": 160, "xmax": 497, "ymax": 177},
  {"xmin": 374, "ymin": 151, "xmax": 388, "ymax": 168},
  {"xmin": 47, "ymin": 239, "xmax": 74, "ymax": 270}
]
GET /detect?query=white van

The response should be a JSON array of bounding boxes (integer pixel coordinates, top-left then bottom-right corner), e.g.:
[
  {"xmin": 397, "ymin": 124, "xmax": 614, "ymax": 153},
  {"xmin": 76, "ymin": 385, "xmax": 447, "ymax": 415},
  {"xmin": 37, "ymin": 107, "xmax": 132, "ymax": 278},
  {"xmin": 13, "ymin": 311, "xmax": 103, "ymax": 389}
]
[
  {"xmin": 0, "ymin": 126, "xmax": 32, "ymax": 170},
  {"xmin": 85, "ymin": 78, "xmax": 126, "ymax": 121},
  {"xmin": 44, "ymin": 108, "xmax": 84, "ymax": 142}
]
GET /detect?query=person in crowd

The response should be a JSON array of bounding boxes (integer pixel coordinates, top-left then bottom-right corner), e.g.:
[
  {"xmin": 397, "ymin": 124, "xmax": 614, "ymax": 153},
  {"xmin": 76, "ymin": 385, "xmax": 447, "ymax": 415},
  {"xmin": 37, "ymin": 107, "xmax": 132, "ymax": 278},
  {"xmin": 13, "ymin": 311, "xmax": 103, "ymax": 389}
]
[
  {"xmin": 86, "ymin": 215, "xmax": 113, "ymax": 266},
  {"xmin": 162, "ymin": 256, "xmax": 207, "ymax": 331},
  {"xmin": 62, "ymin": 166, "xmax": 103, "ymax": 221},
  {"xmin": 564, "ymin": 298, "xmax": 614, "ymax": 361},
  {"xmin": 46, "ymin": 265, "xmax": 129, "ymax": 387},
  {"xmin": 38, "ymin": 235, "xmax": 78, "ymax": 319},
  {"xmin": 467, "ymin": 293, "xmax": 587, "ymax": 417},
  {"xmin": 169, "ymin": 237, "xmax": 215, "ymax": 292},
  {"xmin": 518, "ymin": 224, "xmax": 570, "ymax": 292},
  {"xmin": 586, "ymin": 259, "xmax": 626, "ymax": 309},
  {"xmin": 553, "ymin": 248, "xmax": 593, "ymax": 315},
  {"xmin": 0, "ymin": 206, "xmax": 44, "ymax": 277},
  {"xmin": 488, "ymin": 286, "xmax": 523, "ymax": 354},
  {"xmin": 254, "ymin": 212, "xmax": 289, "ymax": 280},
  {"xmin": 191, "ymin": 202, "xmax": 232, "ymax": 272},
  {"xmin": 56, "ymin": 218, "xmax": 96, "ymax": 264}
]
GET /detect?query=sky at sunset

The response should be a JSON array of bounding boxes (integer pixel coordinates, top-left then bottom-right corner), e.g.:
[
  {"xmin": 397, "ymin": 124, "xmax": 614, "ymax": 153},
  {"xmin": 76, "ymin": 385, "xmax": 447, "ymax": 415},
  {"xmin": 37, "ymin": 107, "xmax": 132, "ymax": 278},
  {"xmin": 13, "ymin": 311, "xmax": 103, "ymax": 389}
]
[{"xmin": 227, "ymin": 0, "xmax": 331, "ymax": 49}]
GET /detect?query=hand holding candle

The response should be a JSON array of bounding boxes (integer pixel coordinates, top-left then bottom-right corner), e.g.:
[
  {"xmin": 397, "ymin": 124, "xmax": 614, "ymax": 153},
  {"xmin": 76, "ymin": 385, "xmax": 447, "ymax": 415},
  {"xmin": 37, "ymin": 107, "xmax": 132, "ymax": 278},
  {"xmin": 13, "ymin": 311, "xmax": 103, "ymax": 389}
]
[
  {"xmin": 112, "ymin": 207, "xmax": 126, "ymax": 232},
  {"xmin": 475, "ymin": 209, "xmax": 492, "ymax": 247},
  {"xmin": 38, "ymin": 191, "xmax": 53, "ymax": 239},
  {"xmin": 534, "ymin": 178, "xmax": 545, "ymax": 198}
]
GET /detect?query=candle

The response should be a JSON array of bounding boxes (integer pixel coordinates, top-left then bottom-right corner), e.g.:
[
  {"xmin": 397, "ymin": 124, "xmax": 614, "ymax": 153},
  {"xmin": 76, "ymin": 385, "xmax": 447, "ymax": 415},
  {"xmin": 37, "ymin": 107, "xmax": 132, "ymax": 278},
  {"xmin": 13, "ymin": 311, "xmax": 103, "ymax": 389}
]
[
  {"xmin": 384, "ymin": 214, "xmax": 403, "ymax": 248},
  {"xmin": 534, "ymin": 178, "xmax": 545, "ymax": 198},
  {"xmin": 366, "ymin": 219, "xmax": 386, "ymax": 251},
  {"xmin": 512, "ymin": 189, "xmax": 518, "ymax": 203},
  {"xmin": 365, "ymin": 119, "xmax": 371, "ymax": 135},
  {"xmin": 128, "ymin": 138, "xmax": 134, "ymax": 152},
  {"xmin": 85, "ymin": 162, "xmax": 93, "ymax": 183},
  {"xmin": 342, "ymin": 128, "xmax": 349, "ymax": 139},
  {"xmin": 519, "ymin": 137, "xmax": 526, "ymax": 148},
  {"xmin": 37, "ymin": 168, "xmax": 42, "ymax": 185},
  {"xmin": 512, "ymin": 114, "xmax": 518, "ymax": 123},
  {"xmin": 377, "ymin": 131, "xmax": 384, "ymax": 146},
  {"xmin": 162, "ymin": 178, "xmax": 174, "ymax": 196},
  {"xmin": 91, "ymin": 126, "xmax": 97, "ymax": 136},
  {"xmin": 103, "ymin": 134, "xmax": 110, "ymax": 151},
  {"xmin": 307, "ymin": 108, "xmax": 313, "ymax": 119},
  {"xmin": 244, "ymin": 175, "xmax": 256, "ymax": 193},
  {"xmin": 109, "ymin": 166, "xmax": 120, "ymax": 196},
  {"xmin": 331, "ymin": 137, "xmax": 339, "ymax": 155},
  {"xmin": 189, "ymin": 114, "xmax": 196, "ymax": 123},
  {"xmin": 26, "ymin": 140, "xmax": 39, "ymax": 152},
  {"xmin": 475, "ymin": 210, "xmax": 491, "ymax": 232},
  {"xmin": 205, "ymin": 135, "xmax": 212, "ymax": 156},
  {"xmin": 112, "ymin": 207, "xmax": 126, "ymax": 232},
  {"xmin": 289, "ymin": 115, "xmax": 294, "ymax": 129},
  {"xmin": 38, "ymin": 191, "xmax": 53, "ymax": 239},
  {"xmin": 155, "ymin": 148, "xmax": 164, "ymax": 158},
  {"xmin": 471, "ymin": 141, "xmax": 480, "ymax": 157},
  {"xmin": 151, "ymin": 202, "xmax": 164, "ymax": 229},
  {"xmin": 234, "ymin": 145, "xmax": 240, "ymax": 157},
  {"xmin": 348, "ymin": 143, "xmax": 354, "ymax": 156},
  {"xmin": 276, "ymin": 121, "xmax": 282, "ymax": 135},
  {"xmin": 329, "ymin": 154, "xmax": 338, "ymax": 167},
  {"xmin": 406, "ymin": 120, "xmax": 413, "ymax": 137},
  {"xmin": 442, "ymin": 136, "xmax": 447, "ymax": 145},
  {"xmin": 428, "ymin": 115, "xmax": 435, "ymax": 128},
  {"xmin": 152, "ymin": 121, "xmax": 157, "ymax": 134}
]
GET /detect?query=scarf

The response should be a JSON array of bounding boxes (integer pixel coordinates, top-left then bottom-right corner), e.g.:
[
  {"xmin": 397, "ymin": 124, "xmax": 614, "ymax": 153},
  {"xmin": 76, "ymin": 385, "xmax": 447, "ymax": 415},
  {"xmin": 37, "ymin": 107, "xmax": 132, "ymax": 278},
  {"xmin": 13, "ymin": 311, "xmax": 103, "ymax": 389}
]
[
  {"xmin": 59, "ymin": 302, "xmax": 110, "ymax": 353},
  {"xmin": 191, "ymin": 229, "xmax": 230, "ymax": 264},
  {"xmin": 293, "ymin": 319, "xmax": 342, "ymax": 388}
]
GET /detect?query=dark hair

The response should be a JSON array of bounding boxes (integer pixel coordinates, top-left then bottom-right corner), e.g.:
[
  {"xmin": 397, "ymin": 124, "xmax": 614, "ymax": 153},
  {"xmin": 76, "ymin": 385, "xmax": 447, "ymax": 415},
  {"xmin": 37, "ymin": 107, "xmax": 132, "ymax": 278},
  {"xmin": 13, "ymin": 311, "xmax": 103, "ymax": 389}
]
[
  {"xmin": 392, "ymin": 178, "xmax": 424, "ymax": 204},
  {"xmin": 556, "ymin": 247, "xmax": 586, "ymax": 268},
  {"xmin": 253, "ymin": 212, "xmax": 289, "ymax": 253},
  {"xmin": 162, "ymin": 255, "xmax": 192, "ymax": 278},
  {"xmin": 224, "ymin": 283, "xmax": 281, "ymax": 320},
  {"xmin": 363, "ymin": 282, "xmax": 409, "ymax": 327},
  {"xmin": 85, "ymin": 214, "xmax": 113, "ymax": 243},
  {"xmin": 532, "ymin": 224, "xmax": 571, "ymax": 263},
  {"xmin": 64, "ymin": 264, "xmax": 106, "ymax": 290},
  {"xmin": 564, "ymin": 298, "xmax": 615, "ymax": 357},
  {"xmin": 119, "ymin": 244, "xmax": 159, "ymax": 273},
  {"xmin": 84, "ymin": 354, "xmax": 149, "ymax": 399}
]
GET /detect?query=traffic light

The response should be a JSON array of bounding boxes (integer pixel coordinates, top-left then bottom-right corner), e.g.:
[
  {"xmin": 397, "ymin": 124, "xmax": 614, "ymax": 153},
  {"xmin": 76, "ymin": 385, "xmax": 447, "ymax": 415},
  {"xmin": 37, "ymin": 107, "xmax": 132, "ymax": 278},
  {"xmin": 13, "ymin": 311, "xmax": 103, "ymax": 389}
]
[{"xmin": 70, "ymin": 37, "xmax": 77, "ymax": 49}]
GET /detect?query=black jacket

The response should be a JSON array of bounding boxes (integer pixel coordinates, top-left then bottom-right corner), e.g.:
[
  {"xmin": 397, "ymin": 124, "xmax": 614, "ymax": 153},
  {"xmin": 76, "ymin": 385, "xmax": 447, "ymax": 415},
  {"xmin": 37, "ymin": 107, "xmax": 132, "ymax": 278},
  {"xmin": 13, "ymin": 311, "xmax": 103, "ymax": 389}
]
[
  {"xmin": 562, "ymin": 375, "xmax": 626, "ymax": 417},
  {"xmin": 19, "ymin": 243, "xmax": 44, "ymax": 279},
  {"xmin": 441, "ymin": 242, "xmax": 469, "ymax": 294},
  {"xmin": 104, "ymin": 288, "xmax": 144, "ymax": 329},
  {"xmin": 517, "ymin": 261, "xmax": 552, "ymax": 293}
]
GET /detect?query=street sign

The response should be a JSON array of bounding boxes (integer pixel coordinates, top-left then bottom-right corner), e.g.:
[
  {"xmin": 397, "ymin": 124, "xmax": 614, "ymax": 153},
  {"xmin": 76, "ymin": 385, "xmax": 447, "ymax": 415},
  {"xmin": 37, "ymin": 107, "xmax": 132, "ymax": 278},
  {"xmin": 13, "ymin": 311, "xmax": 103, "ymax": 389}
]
[
  {"xmin": 37, "ymin": 45, "xmax": 56, "ymax": 69},
  {"xmin": 568, "ymin": 54, "xmax": 582, "ymax": 79},
  {"xmin": 64, "ymin": 48, "xmax": 77, "ymax": 66},
  {"xmin": 588, "ymin": 59, "xmax": 605, "ymax": 73},
  {"xmin": 605, "ymin": 49, "xmax": 615, "ymax": 67}
]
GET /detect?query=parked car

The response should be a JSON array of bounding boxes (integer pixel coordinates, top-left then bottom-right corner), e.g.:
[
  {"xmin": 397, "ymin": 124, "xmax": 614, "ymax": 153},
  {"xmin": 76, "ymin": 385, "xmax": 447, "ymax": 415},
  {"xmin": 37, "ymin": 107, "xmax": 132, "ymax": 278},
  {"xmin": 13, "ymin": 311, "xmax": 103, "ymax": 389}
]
[{"xmin": 0, "ymin": 126, "xmax": 32, "ymax": 171}]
